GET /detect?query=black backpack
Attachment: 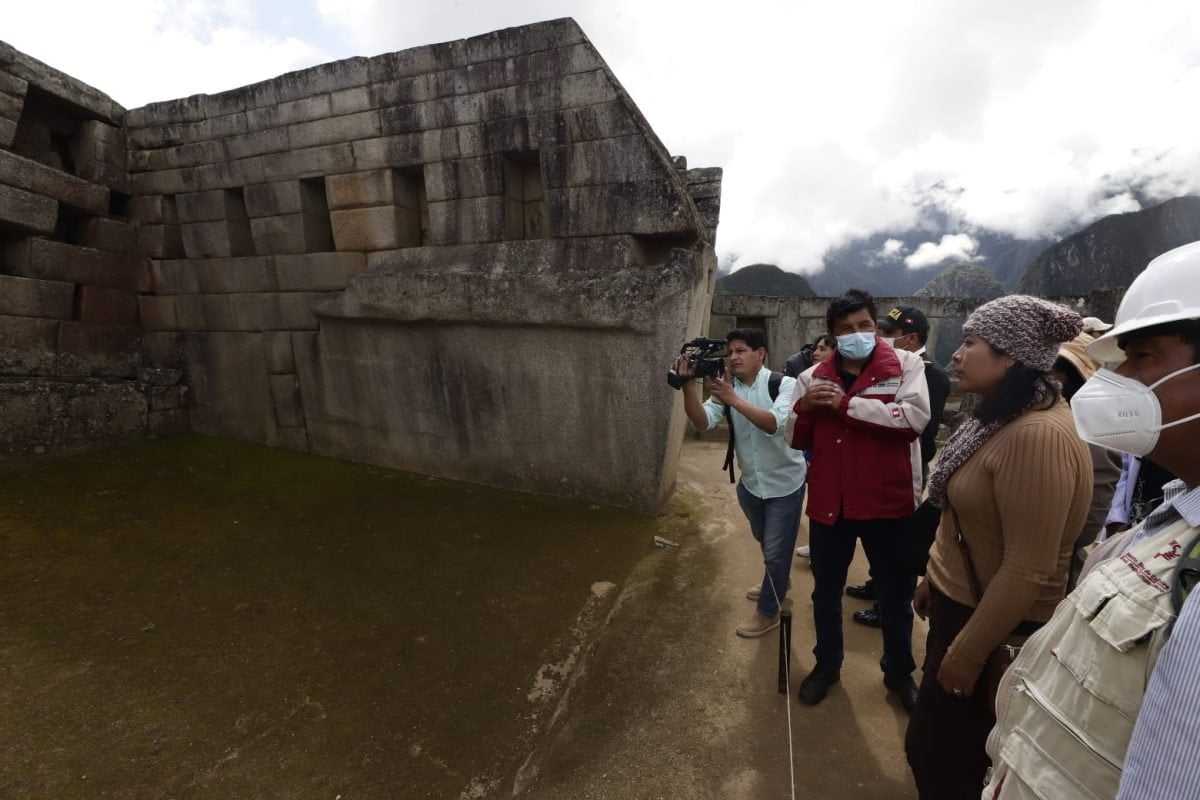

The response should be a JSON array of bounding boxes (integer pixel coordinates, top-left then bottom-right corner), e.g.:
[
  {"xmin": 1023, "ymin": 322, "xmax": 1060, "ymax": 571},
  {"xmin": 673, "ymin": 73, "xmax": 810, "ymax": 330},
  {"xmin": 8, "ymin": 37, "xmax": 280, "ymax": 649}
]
[{"xmin": 722, "ymin": 371, "xmax": 784, "ymax": 484}]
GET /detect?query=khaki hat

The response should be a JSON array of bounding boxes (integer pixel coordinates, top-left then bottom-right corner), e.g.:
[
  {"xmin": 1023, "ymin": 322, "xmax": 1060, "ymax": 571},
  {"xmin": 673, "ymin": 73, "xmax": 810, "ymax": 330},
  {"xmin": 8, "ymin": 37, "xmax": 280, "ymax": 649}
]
[
  {"xmin": 1081, "ymin": 316, "xmax": 1113, "ymax": 333},
  {"xmin": 1058, "ymin": 333, "xmax": 1102, "ymax": 381}
]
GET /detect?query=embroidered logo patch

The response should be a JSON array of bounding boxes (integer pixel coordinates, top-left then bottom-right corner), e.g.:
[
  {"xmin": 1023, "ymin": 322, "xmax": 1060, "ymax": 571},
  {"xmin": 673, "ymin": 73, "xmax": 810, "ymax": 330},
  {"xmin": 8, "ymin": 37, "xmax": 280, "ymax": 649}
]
[
  {"xmin": 1155, "ymin": 540, "xmax": 1183, "ymax": 561},
  {"xmin": 1121, "ymin": 552, "xmax": 1170, "ymax": 592}
]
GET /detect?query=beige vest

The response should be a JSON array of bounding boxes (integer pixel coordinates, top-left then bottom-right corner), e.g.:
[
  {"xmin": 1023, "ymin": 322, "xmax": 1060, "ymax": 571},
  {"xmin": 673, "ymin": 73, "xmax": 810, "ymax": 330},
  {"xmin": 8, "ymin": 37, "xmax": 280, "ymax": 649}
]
[{"xmin": 982, "ymin": 516, "xmax": 1197, "ymax": 800}]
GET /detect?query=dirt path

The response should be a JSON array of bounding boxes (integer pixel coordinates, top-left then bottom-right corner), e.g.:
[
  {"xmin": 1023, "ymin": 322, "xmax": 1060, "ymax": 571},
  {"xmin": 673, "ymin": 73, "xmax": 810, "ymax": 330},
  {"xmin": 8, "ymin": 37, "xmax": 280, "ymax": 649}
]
[{"xmin": 519, "ymin": 438, "xmax": 924, "ymax": 799}]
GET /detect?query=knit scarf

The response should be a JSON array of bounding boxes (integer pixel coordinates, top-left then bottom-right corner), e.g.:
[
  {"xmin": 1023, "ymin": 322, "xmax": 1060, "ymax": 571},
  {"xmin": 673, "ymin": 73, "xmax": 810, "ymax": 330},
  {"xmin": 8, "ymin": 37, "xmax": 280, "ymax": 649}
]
[{"xmin": 927, "ymin": 378, "xmax": 1058, "ymax": 509}]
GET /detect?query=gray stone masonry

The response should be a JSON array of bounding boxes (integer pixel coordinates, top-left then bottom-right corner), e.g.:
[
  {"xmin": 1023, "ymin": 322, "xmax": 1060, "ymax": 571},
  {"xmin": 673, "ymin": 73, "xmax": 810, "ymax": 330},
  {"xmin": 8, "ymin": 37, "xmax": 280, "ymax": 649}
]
[
  {"xmin": 78, "ymin": 286, "xmax": 139, "ymax": 325},
  {"xmin": 0, "ymin": 149, "xmax": 109, "ymax": 215},
  {"xmin": 70, "ymin": 120, "xmax": 129, "ymax": 192},
  {"xmin": 80, "ymin": 218, "xmax": 139, "ymax": 253},
  {"xmin": 139, "ymin": 292, "xmax": 334, "ymax": 332},
  {"xmin": 0, "ymin": 40, "xmax": 123, "ymax": 123},
  {"xmin": 4, "ymin": 238, "xmax": 139, "ymax": 292},
  {"xmin": 0, "ymin": 182, "xmax": 57, "ymax": 234},
  {"xmin": 56, "ymin": 322, "xmax": 141, "ymax": 378},
  {"xmin": 150, "ymin": 252, "xmax": 366, "ymax": 295},
  {"xmin": 330, "ymin": 206, "xmax": 408, "ymax": 251},
  {"xmin": 0, "ymin": 380, "xmax": 150, "ymax": 454},
  {"xmin": 682, "ymin": 166, "xmax": 722, "ymax": 245},
  {"xmin": 262, "ymin": 331, "xmax": 296, "ymax": 374},
  {"xmin": 0, "ymin": 67, "xmax": 26, "ymax": 149},
  {"xmin": 1, "ymin": 20, "xmax": 718, "ymax": 510},
  {"xmin": 0, "ymin": 42, "xmax": 180, "ymax": 456},
  {"xmin": 0, "ymin": 275, "xmax": 74, "ymax": 320},
  {"xmin": 0, "ymin": 315, "xmax": 59, "ymax": 376}
]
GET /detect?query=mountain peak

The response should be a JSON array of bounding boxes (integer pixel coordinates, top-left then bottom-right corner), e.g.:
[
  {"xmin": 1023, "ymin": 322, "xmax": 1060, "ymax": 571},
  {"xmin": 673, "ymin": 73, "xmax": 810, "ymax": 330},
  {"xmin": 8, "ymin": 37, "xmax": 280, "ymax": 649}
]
[
  {"xmin": 916, "ymin": 263, "xmax": 1006, "ymax": 299},
  {"xmin": 716, "ymin": 263, "xmax": 815, "ymax": 297},
  {"xmin": 1016, "ymin": 196, "xmax": 1200, "ymax": 295}
]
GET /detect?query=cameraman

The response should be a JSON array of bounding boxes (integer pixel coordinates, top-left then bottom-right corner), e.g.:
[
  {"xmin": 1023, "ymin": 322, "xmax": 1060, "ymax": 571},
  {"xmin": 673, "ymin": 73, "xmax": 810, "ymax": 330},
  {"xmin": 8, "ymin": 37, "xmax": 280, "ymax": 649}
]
[{"xmin": 677, "ymin": 328, "xmax": 809, "ymax": 638}]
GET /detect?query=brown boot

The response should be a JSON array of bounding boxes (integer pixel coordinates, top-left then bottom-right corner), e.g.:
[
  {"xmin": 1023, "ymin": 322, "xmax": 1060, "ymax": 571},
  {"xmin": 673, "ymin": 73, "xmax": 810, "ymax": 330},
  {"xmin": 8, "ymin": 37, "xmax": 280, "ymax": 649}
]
[{"xmin": 735, "ymin": 611, "xmax": 780, "ymax": 638}]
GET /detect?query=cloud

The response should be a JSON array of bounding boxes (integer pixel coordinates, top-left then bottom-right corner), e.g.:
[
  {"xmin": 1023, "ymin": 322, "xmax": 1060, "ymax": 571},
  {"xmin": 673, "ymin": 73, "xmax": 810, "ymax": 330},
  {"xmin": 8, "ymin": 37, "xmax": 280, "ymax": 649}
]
[
  {"xmin": 904, "ymin": 234, "xmax": 982, "ymax": 269},
  {"xmin": 2, "ymin": 0, "xmax": 335, "ymax": 107},
  {"xmin": 6, "ymin": 0, "xmax": 1200, "ymax": 276},
  {"xmin": 880, "ymin": 239, "xmax": 907, "ymax": 258}
]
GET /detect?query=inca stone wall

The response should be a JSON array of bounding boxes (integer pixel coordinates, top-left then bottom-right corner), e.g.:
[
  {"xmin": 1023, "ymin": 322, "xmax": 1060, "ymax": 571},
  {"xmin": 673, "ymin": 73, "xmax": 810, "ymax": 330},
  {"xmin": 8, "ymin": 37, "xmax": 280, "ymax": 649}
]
[
  {"xmin": 0, "ymin": 42, "xmax": 187, "ymax": 454},
  {"xmin": 711, "ymin": 288, "xmax": 1123, "ymax": 369},
  {"xmin": 0, "ymin": 19, "xmax": 720, "ymax": 512}
]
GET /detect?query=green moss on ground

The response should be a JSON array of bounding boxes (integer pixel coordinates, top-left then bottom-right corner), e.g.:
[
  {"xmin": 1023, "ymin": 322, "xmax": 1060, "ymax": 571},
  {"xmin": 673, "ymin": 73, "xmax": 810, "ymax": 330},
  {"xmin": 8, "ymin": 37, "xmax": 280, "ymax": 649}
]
[{"xmin": 0, "ymin": 435, "xmax": 674, "ymax": 798}]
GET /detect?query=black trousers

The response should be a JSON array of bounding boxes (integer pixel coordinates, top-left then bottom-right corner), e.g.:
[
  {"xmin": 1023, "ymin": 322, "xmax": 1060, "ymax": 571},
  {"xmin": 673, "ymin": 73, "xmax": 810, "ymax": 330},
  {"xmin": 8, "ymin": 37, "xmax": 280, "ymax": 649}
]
[
  {"xmin": 905, "ymin": 585, "xmax": 995, "ymax": 800},
  {"xmin": 809, "ymin": 516, "xmax": 915, "ymax": 676}
]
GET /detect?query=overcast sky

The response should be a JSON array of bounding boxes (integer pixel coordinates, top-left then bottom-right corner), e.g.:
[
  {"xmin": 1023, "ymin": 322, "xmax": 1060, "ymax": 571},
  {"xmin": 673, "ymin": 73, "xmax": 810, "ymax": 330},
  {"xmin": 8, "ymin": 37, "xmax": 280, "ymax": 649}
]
[{"xmin": 6, "ymin": 0, "xmax": 1200, "ymax": 274}]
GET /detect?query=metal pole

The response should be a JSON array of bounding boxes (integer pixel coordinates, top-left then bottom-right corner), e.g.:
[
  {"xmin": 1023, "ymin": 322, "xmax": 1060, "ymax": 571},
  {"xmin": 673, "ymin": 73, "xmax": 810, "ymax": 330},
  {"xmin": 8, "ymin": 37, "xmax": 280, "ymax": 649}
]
[{"xmin": 777, "ymin": 610, "xmax": 792, "ymax": 694}]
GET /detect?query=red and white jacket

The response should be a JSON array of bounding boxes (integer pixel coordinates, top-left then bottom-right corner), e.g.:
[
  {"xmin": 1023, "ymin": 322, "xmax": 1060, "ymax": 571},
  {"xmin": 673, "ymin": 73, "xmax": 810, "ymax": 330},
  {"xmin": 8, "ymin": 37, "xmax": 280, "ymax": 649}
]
[{"xmin": 786, "ymin": 341, "xmax": 930, "ymax": 522}]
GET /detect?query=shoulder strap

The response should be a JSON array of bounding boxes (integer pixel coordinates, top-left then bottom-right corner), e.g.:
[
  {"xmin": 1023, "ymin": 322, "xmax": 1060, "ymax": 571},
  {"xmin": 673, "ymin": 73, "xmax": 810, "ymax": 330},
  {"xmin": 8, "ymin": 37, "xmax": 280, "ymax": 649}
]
[
  {"xmin": 722, "ymin": 403, "xmax": 736, "ymax": 483},
  {"xmin": 951, "ymin": 506, "xmax": 985, "ymax": 602},
  {"xmin": 722, "ymin": 371, "xmax": 783, "ymax": 485},
  {"xmin": 720, "ymin": 371, "xmax": 787, "ymax": 484}
]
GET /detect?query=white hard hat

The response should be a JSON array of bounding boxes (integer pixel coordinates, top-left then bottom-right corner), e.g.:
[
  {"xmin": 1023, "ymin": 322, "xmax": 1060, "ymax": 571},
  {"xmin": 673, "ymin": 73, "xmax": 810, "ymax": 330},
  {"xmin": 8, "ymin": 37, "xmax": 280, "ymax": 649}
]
[
  {"xmin": 1088, "ymin": 240, "xmax": 1200, "ymax": 362},
  {"xmin": 1080, "ymin": 316, "xmax": 1112, "ymax": 332}
]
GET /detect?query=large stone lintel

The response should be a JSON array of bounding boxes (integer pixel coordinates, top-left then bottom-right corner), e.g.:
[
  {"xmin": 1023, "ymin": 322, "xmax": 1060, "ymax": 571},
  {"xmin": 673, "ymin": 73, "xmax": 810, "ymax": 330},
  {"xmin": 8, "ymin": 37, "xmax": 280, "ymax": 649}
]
[
  {"xmin": 139, "ymin": 292, "xmax": 336, "ymax": 332},
  {"xmin": 0, "ymin": 182, "xmax": 57, "ymax": 234},
  {"xmin": 151, "ymin": 252, "xmax": 366, "ymax": 295},
  {"xmin": 0, "ymin": 275, "xmax": 74, "ymax": 320},
  {"xmin": 0, "ymin": 149, "xmax": 109, "ymax": 215},
  {"xmin": 4, "ymin": 238, "xmax": 137, "ymax": 291},
  {"xmin": 0, "ymin": 39, "xmax": 125, "ymax": 123},
  {"xmin": 318, "ymin": 239, "xmax": 706, "ymax": 333}
]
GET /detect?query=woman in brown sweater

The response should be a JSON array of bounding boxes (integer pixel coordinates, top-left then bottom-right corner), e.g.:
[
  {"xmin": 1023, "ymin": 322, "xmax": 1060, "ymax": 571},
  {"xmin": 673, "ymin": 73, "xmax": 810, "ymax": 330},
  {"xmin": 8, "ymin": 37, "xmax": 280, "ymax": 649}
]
[{"xmin": 905, "ymin": 296, "xmax": 1092, "ymax": 800}]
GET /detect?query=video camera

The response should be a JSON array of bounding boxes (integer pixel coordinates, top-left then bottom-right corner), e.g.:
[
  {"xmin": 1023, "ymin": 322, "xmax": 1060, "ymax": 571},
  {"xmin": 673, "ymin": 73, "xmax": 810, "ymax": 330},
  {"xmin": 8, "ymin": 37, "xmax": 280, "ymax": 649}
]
[{"xmin": 667, "ymin": 337, "xmax": 728, "ymax": 390}]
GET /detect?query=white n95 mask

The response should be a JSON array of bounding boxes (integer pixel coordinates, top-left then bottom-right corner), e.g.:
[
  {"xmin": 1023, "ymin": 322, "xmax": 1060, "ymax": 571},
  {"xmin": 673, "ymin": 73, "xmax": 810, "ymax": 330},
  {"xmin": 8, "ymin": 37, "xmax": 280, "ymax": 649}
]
[{"xmin": 1071, "ymin": 364, "xmax": 1200, "ymax": 456}]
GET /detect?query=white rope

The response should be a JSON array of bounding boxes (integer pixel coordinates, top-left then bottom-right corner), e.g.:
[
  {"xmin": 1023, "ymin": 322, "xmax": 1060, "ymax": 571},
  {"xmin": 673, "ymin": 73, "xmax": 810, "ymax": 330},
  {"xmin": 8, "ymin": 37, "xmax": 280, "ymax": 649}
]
[{"xmin": 763, "ymin": 567, "xmax": 797, "ymax": 800}]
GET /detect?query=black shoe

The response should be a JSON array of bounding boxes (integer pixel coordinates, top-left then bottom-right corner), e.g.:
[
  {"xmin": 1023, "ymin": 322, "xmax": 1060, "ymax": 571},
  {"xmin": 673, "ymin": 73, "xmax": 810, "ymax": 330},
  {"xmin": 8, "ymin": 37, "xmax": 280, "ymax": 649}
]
[
  {"xmin": 845, "ymin": 580, "xmax": 877, "ymax": 601},
  {"xmin": 797, "ymin": 665, "xmax": 841, "ymax": 706},
  {"xmin": 884, "ymin": 674, "xmax": 919, "ymax": 714},
  {"xmin": 852, "ymin": 603, "xmax": 883, "ymax": 628}
]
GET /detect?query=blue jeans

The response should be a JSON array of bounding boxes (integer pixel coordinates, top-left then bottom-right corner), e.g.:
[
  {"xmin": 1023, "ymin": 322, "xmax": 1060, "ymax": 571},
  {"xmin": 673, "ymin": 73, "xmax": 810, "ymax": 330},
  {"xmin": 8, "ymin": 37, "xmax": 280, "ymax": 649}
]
[
  {"xmin": 809, "ymin": 516, "xmax": 915, "ymax": 677},
  {"xmin": 736, "ymin": 482, "xmax": 805, "ymax": 617}
]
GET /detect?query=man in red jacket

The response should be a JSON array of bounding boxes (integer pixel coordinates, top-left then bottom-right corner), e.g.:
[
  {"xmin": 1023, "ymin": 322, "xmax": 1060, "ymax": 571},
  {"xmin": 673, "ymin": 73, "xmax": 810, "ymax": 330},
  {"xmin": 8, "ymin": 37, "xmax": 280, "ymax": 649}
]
[{"xmin": 786, "ymin": 289, "xmax": 930, "ymax": 710}]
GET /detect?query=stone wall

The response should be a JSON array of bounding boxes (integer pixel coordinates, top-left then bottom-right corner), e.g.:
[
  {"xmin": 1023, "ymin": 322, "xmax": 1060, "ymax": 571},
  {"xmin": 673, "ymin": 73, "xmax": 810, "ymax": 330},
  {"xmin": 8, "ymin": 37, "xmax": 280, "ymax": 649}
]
[
  {"xmin": 0, "ymin": 17, "xmax": 716, "ymax": 512},
  {"xmin": 710, "ymin": 289, "xmax": 1124, "ymax": 369},
  {"xmin": 0, "ymin": 42, "xmax": 187, "ymax": 455}
]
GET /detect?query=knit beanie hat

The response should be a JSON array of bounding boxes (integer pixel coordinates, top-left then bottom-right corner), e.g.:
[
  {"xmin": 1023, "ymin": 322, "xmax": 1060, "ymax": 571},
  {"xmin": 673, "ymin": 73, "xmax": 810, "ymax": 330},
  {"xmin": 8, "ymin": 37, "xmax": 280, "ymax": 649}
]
[{"xmin": 962, "ymin": 295, "xmax": 1082, "ymax": 371}]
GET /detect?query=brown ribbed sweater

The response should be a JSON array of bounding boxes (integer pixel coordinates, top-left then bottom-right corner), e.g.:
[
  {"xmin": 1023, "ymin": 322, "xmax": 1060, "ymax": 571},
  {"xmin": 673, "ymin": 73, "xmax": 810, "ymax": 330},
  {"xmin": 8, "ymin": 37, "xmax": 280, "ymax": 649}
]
[{"xmin": 926, "ymin": 401, "xmax": 1092, "ymax": 671}]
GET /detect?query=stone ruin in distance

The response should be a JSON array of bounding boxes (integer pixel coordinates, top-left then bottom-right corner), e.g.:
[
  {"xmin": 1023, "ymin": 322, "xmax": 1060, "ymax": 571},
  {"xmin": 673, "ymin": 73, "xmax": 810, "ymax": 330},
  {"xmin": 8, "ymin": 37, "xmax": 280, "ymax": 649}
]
[{"xmin": 0, "ymin": 18, "xmax": 721, "ymax": 513}]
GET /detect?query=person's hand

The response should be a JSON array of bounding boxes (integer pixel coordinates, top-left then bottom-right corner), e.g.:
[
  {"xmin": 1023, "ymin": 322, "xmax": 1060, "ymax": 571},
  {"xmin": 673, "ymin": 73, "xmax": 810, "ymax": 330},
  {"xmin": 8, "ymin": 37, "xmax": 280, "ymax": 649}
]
[
  {"xmin": 937, "ymin": 654, "xmax": 981, "ymax": 700},
  {"xmin": 913, "ymin": 579, "xmax": 931, "ymax": 620},
  {"xmin": 801, "ymin": 379, "xmax": 844, "ymax": 411},
  {"xmin": 709, "ymin": 375, "xmax": 737, "ymax": 407},
  {"xmin": 673, "ymin": 355, "xmax": 694, "ymax": 378}
]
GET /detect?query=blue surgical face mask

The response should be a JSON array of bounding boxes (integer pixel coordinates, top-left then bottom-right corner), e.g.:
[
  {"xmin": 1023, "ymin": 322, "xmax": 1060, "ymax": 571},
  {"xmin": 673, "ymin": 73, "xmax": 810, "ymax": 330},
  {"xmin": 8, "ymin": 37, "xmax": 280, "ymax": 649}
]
[{"xmin": 837, "ymin": 332, "xmax": 876, "ymax": 360}]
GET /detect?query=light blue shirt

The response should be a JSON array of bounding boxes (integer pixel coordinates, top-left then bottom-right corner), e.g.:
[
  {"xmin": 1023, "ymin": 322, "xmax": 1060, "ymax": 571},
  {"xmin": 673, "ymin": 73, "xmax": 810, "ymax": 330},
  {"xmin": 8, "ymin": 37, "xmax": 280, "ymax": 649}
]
[
  {"xmin": 700, "ymin": 366, "xmax": 807, "ymax": 500},
  {"xmin": 1116, "ymin": 480, "xmax": 1200, "ymax": 800}
]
